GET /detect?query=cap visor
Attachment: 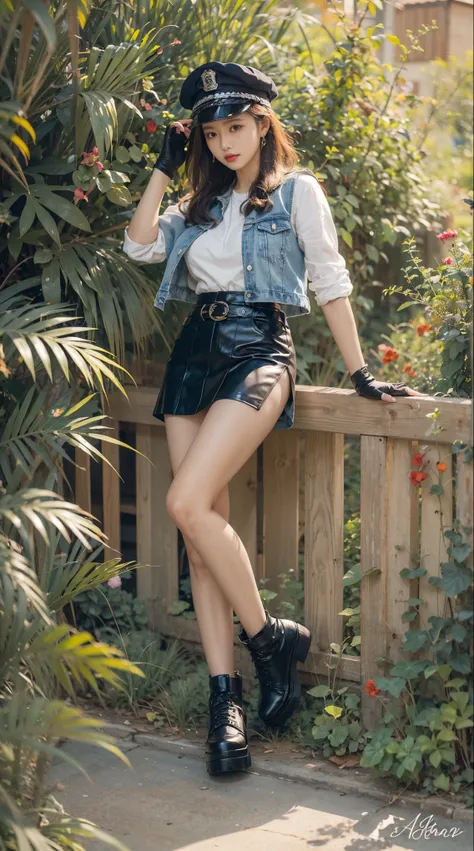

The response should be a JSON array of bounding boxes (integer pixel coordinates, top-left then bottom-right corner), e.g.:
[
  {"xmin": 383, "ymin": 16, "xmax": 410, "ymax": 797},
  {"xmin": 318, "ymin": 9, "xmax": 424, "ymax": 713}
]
[{"xmin": 192, "ymin": 100, "xmax": 252, "ymax": 127}]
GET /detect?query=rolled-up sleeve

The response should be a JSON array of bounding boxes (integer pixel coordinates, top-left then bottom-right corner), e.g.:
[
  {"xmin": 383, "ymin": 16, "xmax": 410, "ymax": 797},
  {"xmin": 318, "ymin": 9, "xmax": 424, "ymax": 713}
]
[
  {"xmin": 122, "ymin": 200, "xmax": 188, "ymax": 264},
  {"xmin": 292, "ymin": 174, "xmax": 353, "ymax": 306}
]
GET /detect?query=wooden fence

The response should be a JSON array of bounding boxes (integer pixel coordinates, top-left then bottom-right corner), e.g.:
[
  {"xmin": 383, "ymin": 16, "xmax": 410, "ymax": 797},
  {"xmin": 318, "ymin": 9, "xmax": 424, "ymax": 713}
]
[{"xmin": 74, "ymin": 385, "xmax": 472, "ymax": 726}]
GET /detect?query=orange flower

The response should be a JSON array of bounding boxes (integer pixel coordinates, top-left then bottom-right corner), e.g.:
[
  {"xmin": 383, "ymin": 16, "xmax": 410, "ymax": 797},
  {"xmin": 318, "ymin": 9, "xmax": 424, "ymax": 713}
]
[
  {"xmin": 412, "ymin": 452, "xmax": 425, "ymax": 466},
  {"xmin": 409, "ymin": 369, "xmax": 415, "ymax": 377},
  {"xmin": 436, "ymin": 462, "xmax": 447, "ymax": 472},
  {"xmin": 410, "ymin": 471, "xmax": 427, "ymax": 485},
  {"xmin": 364, "ymin": 679, "xmax": 381, "ymax": 697},
  {"xmin": 402, "ymin": 364, "xmax": 411, "ymax": 373},
  {"xmin": 417, "ymin": 323, "xmax": 431, "ymax": 336},
  {"xmin": 381, "ymin": 347, "xmax": 398, "ymax": 364}
]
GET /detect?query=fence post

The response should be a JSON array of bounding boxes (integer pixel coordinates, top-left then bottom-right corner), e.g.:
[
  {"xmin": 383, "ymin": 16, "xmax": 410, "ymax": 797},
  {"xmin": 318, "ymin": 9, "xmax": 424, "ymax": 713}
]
[
  {"xmin": 304, "ymin": 431, "xmax": 344, "ymax": 654},
  {"xmin": 102, "ymin": 419, "xmax": 121, "ymax": 561},
  {"xmin": 262, "ymin": 430, "xmax": 300, "ymax": 595},
  {"xmin": 135, "ymin": 425, "xmax": 179, "ymax": 627}
]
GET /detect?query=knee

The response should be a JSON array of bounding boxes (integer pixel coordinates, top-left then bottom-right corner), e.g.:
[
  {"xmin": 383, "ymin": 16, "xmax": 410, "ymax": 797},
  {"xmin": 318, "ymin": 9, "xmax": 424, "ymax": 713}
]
[{"xmin": 166, "ymin": 486, "xmax": 202, "ymax": 535}]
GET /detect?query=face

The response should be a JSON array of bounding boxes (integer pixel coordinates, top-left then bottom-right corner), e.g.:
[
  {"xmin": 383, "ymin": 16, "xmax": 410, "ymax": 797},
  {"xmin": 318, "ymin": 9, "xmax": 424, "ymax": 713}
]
[{"xmin": 201, "ymin": 111, "xmax": 269, "ymax": 171}]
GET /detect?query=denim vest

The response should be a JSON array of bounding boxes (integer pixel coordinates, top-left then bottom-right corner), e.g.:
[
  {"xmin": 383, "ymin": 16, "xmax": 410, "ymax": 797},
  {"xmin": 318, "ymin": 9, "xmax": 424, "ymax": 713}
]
[{"xmin": 154, "ymin": 169, "xmax": 312, "ymax": 318}]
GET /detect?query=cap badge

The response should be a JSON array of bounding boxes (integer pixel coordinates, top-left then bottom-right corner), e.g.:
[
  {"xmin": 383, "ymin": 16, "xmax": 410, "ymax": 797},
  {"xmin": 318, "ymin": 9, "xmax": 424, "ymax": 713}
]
[{"xmin": 201, "ymin": 69, "xmax": 218, "ymax": 92}]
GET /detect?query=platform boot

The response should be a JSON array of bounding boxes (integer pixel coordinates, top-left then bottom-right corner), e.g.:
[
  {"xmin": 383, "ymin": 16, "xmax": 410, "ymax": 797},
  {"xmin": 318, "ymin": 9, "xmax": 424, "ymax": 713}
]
[
  {"xmin": 239, "ymin": 610, "xmax": 312, "ymax": 731},
  {"xmin": 205, "ymin": 672, "xmax": 251, "ymax": 776}
]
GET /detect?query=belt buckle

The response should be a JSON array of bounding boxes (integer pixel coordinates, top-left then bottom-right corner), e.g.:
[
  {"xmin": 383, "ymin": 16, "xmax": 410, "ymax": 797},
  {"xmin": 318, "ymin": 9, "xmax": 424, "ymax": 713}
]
[{"xmin": 201, "ymin": 301, "xmax": 229, "ymax": 321}]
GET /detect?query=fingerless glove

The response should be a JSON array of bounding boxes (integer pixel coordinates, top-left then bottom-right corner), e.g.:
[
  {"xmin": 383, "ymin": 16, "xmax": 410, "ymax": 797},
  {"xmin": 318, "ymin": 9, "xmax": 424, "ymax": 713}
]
[
  {"xmin": 351, "ymin": 364, "xmax": 410, "ymax": 400},
  {"xmin": 154, "ymin": 124, "xmax": 188, "ymax": 180}
]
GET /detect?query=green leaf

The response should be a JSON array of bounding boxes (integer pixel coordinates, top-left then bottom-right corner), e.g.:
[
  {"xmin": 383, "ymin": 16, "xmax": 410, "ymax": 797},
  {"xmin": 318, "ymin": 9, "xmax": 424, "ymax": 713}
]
[
  {"xmin": 451, "ymin": 544, "xmax": 472, "ymax": 563},
  {"xmin": 340, "ymin": 229, "xmax": 353, "ymax": 248},
  {"xmin": 19, "ymin": 198, "xmax": 35, "ymax": 237},
  {"xmin": 116, "ymin": 146, "xmax": 131, "ymax": 164},
  {"xmin": 33, "ymin": 199, "xmax": 60, "ymax": 246},
  {"xmin": 42, "ymin": 258, "xmax": 61, "ymax": 303},
  {"xmin": 167, "ymin": 601, "xmax": 190, "ymax": 616},
  {"xmin": 440, "ymin": 562, "xmax": 472, "ymax": 597},
  {"xmin": 108, "ymin": 170, "xmax": 130, "ymax": 185},
  {"xmin": 106, "ymin": 186, "xmax": 132, "ymax": 207},
  {"xmin": 34, "ymin": 188, "xmax": 91, "ymax": 232},
  {"xmin": 373, "ymin": 676, "xmax": 407, "ymax": 697},
  {"xmin": 403, "ymin": 630, "xmax": 429, "ymax": 652},
  {"xmin": 34, "ymin": 248, "xmax": 53, "ymax": 264},
  {"xmin": 433, "ymin": 773, "xmax": 450, "ymax": 791},
  {"xmin": 390, "ymin": 661, "xmax": 427, "ymax": 679},
  {"xmin": 430, "ymin": 484, "xmax": 444, "ymax": 496},
  {"xmin": 97, "ymin": 174, "xmax": 113, "ymax": 193},
  {"xmin": 308, "ymin": 685, "xmax": 331, "ymax": 698}
]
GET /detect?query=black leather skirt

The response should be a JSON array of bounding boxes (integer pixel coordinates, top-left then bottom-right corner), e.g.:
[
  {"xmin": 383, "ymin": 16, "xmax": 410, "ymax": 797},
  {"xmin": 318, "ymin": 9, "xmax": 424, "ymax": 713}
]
[{"xmin": 153, "ymin": 291, "xmax": 296, "ymax": 429}]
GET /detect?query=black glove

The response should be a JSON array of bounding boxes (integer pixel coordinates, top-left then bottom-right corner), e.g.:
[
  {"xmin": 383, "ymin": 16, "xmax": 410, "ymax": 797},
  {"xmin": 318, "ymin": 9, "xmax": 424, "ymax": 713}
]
[
  {"xmin": 154, "ymin": 124, "xmax": 188, "ymax": 180},
  {"xmin": 351, "ymin": 364, "xmax": 410, "ymax": 400}
]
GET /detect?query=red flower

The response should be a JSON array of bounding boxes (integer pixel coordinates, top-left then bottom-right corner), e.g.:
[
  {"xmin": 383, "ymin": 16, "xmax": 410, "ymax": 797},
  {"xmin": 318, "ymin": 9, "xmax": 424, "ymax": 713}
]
[
  {"xmin": 436, "ymin": 462, "xmax": 447, "ymax": 472},
  {"xmin": 410, "ymin": 471, "xmax": 427, "ymax": 485},
  {"xmin": 409, "ymin": 368, "xmax": 415, "ymax": 376},
  {"xmin": 442, "ymin": 257, "xmax": 453, "ymax": 265},
  {"xmin": 364, "ymin": 679, "xmax": 381, "ymax": 697},
  {"xmin": 146, "ymin": 119, "xmax": 157, "ymax": 134},
  {"xmin": 381, "ymin": 347, "xmax": 398, "ymax": 364},
  {"xmin": 437, "ymin": 229, "xmax": 458, "ymax": 242},
  {"xmin": 402, "ymin": 364, "xmax": 411, "ymax": 373},
  {"xmin": 416, "ymin": 323, "xmax": 431, "ymax": 336},
  {"xmin": 412, "ymin": 452, "xmax": 425, "ymax": 467}
]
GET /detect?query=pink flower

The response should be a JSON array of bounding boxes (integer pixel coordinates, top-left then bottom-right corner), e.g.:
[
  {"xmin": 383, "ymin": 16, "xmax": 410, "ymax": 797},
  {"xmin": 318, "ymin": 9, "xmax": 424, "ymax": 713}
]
[
  {"xmin": 96, "ymin": 161, "xmax": 104, "ymax": 172},
  {"xmin": 144, "ymin": 103, "xmax": 152, "ymax": 111},
  {"xmin": 437, "ymin": 229, "xmax": 458, "ymax": 242},
  {"xmin": 73, "ymin": 187, "xmax": 88, "ymax": 204},
  {"xmin": 107, "ymin": 575, "xmax": 122, "ymax": 589},
  {"xmin": 442, "ymin": 257, "xmax": 453, "ymax": 265}
]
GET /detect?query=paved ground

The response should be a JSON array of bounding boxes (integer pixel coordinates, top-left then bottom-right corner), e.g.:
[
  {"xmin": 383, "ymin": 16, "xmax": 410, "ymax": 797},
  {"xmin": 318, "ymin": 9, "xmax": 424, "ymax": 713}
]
[{"xmin": 48, "ymin": 739, "xmax": 473, "ymax": 851}]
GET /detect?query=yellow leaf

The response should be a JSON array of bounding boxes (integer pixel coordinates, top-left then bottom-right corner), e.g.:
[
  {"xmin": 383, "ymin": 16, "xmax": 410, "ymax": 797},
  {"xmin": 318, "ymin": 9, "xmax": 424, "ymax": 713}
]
[
  {"xmin": 294, "ymin": 66, "xmax": 304, "ymax": 82},
  {"xmin": 146, "ymin": 712, "xmax": 157, "ymax": 722},
  {"xmin": 387, "ymin": 35, "xmax": 401, "ymax": 45},
  {"xmin": 10, "ymin": 134, "xmax": 30, "ymax": 159},
  {"xmin": 325, "ymin": 704, "xmax": 343, "ymax": 719}
]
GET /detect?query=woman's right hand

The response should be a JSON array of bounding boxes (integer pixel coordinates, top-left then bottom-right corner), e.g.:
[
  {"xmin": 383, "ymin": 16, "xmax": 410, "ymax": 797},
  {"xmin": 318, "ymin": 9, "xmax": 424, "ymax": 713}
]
[{"xmin": 154, "ymin": 119, "xmax": 193, "ymax": 180}]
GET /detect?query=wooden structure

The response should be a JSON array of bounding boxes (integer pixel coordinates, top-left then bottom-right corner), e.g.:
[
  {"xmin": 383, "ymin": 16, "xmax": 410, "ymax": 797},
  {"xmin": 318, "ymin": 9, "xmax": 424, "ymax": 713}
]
[{"xmin": 75, "ymin": 385, "xmax": 472, "ymax": 726}]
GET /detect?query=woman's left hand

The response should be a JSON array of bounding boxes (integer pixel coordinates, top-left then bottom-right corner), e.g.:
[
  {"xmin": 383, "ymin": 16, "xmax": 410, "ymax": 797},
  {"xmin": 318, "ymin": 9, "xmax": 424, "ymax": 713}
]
[{"xmin": 350, "ymin": 364, "xmax": 427, "ymax": 403}]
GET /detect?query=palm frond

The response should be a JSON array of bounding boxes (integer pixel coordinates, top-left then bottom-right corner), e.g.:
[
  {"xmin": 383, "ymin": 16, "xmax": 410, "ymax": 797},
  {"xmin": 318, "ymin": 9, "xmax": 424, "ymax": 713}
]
[
  {"xmin": 0, "ymin": 389, "xmax": 133, "ymax": 483},
  {"xmin": 0, "ymin": 489, "xmax": 106, "ymax": 550},
  {"xmin": 0, "ymin": 534, "xmax": 51, "ymax": 621},
  {"xmin": 26, "ymin": 629, "xmax": 145, "ymax": 698},
  {"xmin": 0, "ymin": 281, "xmax": 132, "ymax": 390}
]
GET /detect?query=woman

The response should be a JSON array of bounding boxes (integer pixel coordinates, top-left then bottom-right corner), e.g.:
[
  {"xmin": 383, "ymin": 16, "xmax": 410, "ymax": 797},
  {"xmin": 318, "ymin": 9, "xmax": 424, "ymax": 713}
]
[{"xmin": 123, "ymin": 61, "xmax": 423, "ymax": 777}]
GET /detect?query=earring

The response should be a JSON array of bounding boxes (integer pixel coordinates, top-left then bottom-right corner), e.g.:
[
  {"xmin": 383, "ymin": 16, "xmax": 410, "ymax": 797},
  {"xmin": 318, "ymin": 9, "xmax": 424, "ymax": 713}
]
[
  {"xmin": 260, "ymin": 136, "xmax": 267, "ymax": 148},
  {"xmin": 212, "ymin": 154, "xmax": 215, "ymax": 162}
]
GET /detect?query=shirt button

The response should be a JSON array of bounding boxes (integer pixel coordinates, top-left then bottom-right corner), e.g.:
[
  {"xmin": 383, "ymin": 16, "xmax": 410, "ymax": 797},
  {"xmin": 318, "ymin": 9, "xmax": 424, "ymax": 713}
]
[
  {"xmin": 245, "ymin": 291, "xmax": 252, "ymax": 298},
  {"xmin": 246, "ymin": 264, "xmax": 252, "ymax": 271},
  {"xmin": 271, "ymin": 223, "xmax": 276, "ymax": 230},
  {"xmin": 240, "ymin": 308, "xmax": 247, "ymax": 315}
]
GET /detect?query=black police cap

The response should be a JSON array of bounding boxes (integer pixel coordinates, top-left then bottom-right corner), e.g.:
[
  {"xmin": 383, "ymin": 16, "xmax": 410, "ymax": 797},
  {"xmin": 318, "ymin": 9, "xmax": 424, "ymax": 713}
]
[{"xmin": 179, "ymin": 62, "xmax": 278, "ymax": 127}]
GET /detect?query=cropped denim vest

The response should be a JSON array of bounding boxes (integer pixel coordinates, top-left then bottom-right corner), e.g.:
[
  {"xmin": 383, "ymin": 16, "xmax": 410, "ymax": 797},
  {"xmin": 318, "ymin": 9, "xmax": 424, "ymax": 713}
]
[{"xmin": 153, "ymin": 169, "xmax": 312, "ymax": 318}]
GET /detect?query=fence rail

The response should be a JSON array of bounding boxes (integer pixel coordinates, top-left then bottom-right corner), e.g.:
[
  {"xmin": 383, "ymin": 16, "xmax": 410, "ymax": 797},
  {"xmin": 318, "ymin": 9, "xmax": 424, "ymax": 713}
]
[{"xmin": 74, "ymin": 385, "xmax": 472, "ymax": 727}]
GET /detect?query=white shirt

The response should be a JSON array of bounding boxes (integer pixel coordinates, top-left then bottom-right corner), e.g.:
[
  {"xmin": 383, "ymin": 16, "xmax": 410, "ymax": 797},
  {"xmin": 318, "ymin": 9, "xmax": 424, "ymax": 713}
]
[{"xmin": 122, "ymin": 172, "xmax": 353, "ymax": 306}]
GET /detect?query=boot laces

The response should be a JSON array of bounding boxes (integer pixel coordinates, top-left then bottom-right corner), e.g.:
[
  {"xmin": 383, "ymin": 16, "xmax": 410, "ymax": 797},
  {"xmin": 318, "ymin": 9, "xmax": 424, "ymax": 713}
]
[
  {"xmin": 249, "ymin": 645, "xmax": 275, "ymax": 688},
  {"xmin": 209, "ymin": 692, "xmax": 241, "ymax": 732}
]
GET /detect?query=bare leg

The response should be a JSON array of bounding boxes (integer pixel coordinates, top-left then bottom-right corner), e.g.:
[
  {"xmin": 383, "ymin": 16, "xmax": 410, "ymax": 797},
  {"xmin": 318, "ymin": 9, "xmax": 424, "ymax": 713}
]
[
  {"xmin": 164, "ymin": 410, "xmax": 235, "ymax": 677},
  {"xmin": 166, "ymin": 370, "xmax": 291, "ymax": 638}
]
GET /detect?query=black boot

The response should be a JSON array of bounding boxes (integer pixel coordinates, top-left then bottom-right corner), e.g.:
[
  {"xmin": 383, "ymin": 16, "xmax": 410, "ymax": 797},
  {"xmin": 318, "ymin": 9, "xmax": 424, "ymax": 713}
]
[
  {"xmin": 205, "ymin": 672, "xmax": 251, "ymax": 776},
  {"xmin": 239, "ymin": 610, "xmax": 312, "ymax": 730}
]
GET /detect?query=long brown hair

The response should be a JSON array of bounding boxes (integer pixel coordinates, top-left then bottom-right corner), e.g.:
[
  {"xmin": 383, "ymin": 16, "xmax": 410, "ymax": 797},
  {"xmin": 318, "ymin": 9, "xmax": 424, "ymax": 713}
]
[{"xmin": 177, "ymin": 103, "xmax": 307, "ymax": 224}]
